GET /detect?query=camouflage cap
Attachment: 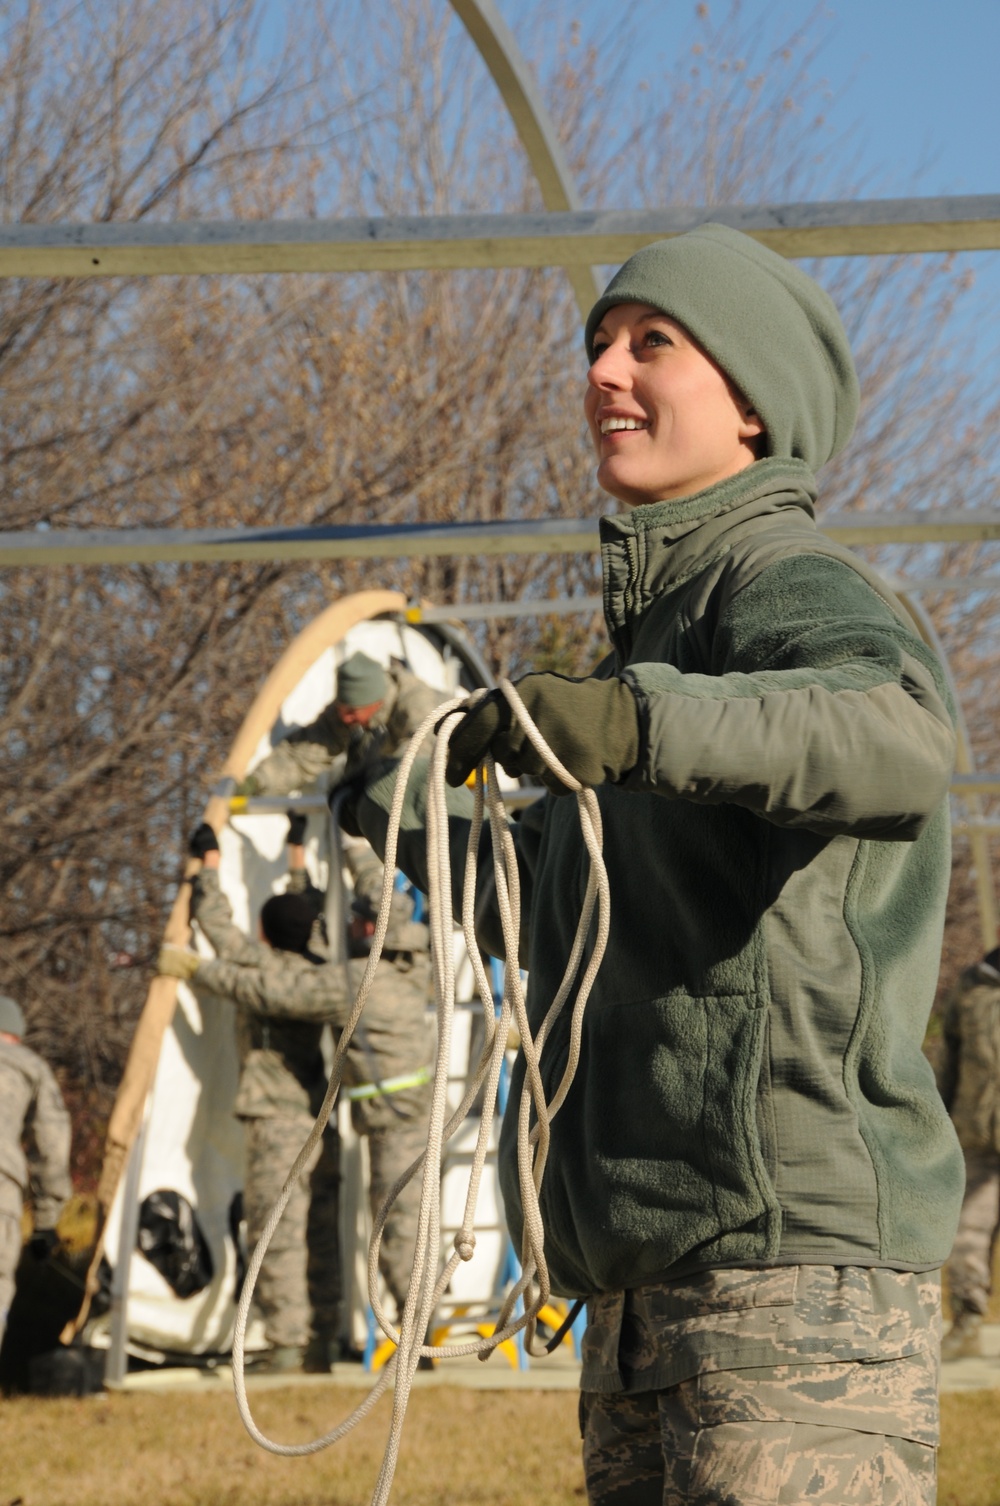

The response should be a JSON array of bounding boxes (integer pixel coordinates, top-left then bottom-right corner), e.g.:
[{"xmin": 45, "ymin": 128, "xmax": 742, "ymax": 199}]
[{"xmin": 0, "ymin": 994, "xmax": 26, "ymax": 1038}]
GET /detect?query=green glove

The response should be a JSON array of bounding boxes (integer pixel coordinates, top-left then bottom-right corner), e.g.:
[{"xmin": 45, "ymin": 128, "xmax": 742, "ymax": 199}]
[
  {"xmin": 157, "ymin": 944, "xmax": 201, "ymax": 981},
  {"xmin": 445, "ymin": 674, "xmax": 641, "ymax": 793},
  {"xmin": 234, "ymin": 774, "xmax": 260, "ymax": 799}
]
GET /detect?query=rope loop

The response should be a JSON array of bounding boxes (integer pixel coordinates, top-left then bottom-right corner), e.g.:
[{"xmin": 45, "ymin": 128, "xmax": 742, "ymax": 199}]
[{"xmin": 231, "ymin": 677, "xmax": 610, "ymax": 1503}]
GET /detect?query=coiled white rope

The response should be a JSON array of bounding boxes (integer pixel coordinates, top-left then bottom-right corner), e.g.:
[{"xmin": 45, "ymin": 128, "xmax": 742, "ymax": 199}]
[{"xmin": 231, "ymin": 679, "xmax": 610, "ymax": 1504}]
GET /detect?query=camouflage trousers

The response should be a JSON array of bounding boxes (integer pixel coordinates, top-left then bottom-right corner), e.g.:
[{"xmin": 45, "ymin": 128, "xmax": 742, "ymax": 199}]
[
  {"xmin": 366, "ymin": 1113, "xmax": 428, "ymax": 1312},
  {"xmin": 242, "ymin": 1114, "xmax": 341, "ymax": 1349},
  {"xmin": 580, "ymin": 1267, "xmax": 940, "ymax": 1506},
  {"xmin": 0, "ymin": 1177, "xmax": 21, "ymax": 1349},
  {"xmin": 944, "ymin": 1147, "xmax": 1000, "ymax": 1315},
  {"xmin": 580, "ymin": 1359, "xmax": 938, "ymax": 1505}
]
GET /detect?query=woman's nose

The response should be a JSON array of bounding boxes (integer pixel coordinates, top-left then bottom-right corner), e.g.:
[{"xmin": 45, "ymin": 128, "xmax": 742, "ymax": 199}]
[{"xmin": 587, "ymin": 342, "xmax": 630, "ymax": 391}]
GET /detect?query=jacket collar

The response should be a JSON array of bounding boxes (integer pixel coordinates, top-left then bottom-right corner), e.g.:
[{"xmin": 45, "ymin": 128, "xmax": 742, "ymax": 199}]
[{"xmin": 600, "ymin": 458, "xmax": 817, "ymax": 643}]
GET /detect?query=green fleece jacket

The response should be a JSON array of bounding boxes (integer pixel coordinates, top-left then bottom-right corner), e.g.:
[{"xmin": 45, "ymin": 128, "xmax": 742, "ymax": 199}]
[{"xmin": 356, "ymin": 458, "xmax": 964, "ymax": 1297}]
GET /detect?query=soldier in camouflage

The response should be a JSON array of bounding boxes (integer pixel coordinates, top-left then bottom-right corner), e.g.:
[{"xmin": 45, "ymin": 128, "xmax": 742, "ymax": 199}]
[
  {"xmin": 937, "ymin": 945, "xmax": 1000, "ymax": 1360},
  {"xmin": 236, "ymin": 650, "xmax": 445, "ymax": 800},
  {"xmin": 158, "ymin": 817, "xmax": 432, "ymax": 1369},
  {"xmin": 230, "ymin": 648, "xmax": 442, "ymax": 1330},
  {"xmin": 0, "ymin": 995, "xmax": 71, "ymax": 1348},
  {"xmin": 337, "ymin": 841, "xmax": 433, "ymax": 1319}
]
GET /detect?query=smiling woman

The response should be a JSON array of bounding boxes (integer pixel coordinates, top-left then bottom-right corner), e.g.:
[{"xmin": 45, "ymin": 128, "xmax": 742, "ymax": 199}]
[{"xmin": 348, "ymin": 221, "xmax": 964, "ymax": 1506}]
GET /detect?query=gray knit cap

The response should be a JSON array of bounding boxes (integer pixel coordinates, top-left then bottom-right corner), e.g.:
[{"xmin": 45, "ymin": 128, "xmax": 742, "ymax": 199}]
[
  {"xmin": 584, "ymin": 224, "xmax": 860, "ymax": 470},
  {"xmin": 0, "ymin": 995, "xmax": 26, "ymax": 1038},
  {"xmin": 336, "ymin": 651, "xmax": 388, "ymax": 708}
]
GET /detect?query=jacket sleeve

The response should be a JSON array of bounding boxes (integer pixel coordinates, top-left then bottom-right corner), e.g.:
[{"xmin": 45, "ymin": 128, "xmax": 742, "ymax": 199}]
[
  {"xmin": 354, "ymin": 757, "xmax": 545, "ymax": 963},
  {"xmin": 622, "ymin": 554, "xmax": 956, "ymax": 839},
  {"xmin": 194, "ymin": 952, "xmax": 350, "ymax": 1023},
  {"xmin": 24, "ymin": 1061, "xmax": 72, "ymax": 1228},
  {"xmin": 191, "ymin": 870, "xmax": 267, "ymax": 964},
  {"xmin": 287, "ymin": 867, "xmax": 324, "ymax": 902},
  {"xmin": 250, "ymin": 702, "xmax": 350, "ymax": 795},
  {"xmin": 387, "ymin": 669, "xmax": 448, "ymax": 753}
]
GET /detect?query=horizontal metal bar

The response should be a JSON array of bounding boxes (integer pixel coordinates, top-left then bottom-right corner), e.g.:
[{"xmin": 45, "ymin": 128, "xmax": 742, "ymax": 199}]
[
  {"xmin": 2, "ymin": 197, "xmax": 999, "ymax": 279},
  {"xmin": 4, "ymin": 510, "xmax": 1000, "ymax": 567},
  {"xmin": 888, "ymin": 577, "xmax": 1000, "ymax": 594},
  {"xmin": 411, "ymin": 575, "xmax": 1000, "ymax": 626},
  {"xmin": 232, "ymin": 783, "xmax": 994, "ymax": 812},
  {"xmin": 407, "ymin": 596, "xmax": 603, "ymax": 623},
  {"xmin": 828, "ymin": 513, "xmax": 1000, "ymax": 545},
  {"xmin": 230, "ymin": 796, "xmax": 329, "ymax": 815},
  {"xmin": 0, "ymin": 517, "xmax": 599, "ymax": 565},
  {"xmin": 951, "ymin": 774, "xmax": 1000, "ymax": 794},
  {"xmin": 234, "ymin": 786, "xmax": 545, "ymax": 815}
]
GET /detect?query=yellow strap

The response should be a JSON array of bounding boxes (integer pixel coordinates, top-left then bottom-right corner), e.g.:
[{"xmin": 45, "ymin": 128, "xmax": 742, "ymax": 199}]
[{"xmin": 343, "ymin": 1065, "xmax": 431, "ymax": 1101}]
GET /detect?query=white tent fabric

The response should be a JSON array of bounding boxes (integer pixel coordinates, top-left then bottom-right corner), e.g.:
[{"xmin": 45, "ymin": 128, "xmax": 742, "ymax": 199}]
[{"xmin": 98, "ymin": 617, "xmax": 513, "ymax": 1359}]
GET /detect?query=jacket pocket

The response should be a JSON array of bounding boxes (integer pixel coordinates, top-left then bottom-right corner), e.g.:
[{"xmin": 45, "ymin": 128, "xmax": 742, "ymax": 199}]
[{"xmin": 539, "ymin": 991, "xmax": 783, "ymax": 1292}]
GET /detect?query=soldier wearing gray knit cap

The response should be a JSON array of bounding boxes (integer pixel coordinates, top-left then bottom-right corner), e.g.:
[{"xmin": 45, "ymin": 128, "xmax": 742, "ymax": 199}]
[
  {"xmin": 238, "ymin": 654, "xmax": 444, "ymax": 800},
  {"xmin": 0, "ymin": 996, "xmax": 72, "ymax": 1346},
  {"xmin": 336, "ymin": 651, "xmax": 388, "ymax": 709}
]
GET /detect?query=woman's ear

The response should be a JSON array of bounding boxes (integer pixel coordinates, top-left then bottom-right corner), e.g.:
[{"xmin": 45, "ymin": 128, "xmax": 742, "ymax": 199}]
[{"xmin": 738, "ymin": 402, "xmax": 765, "ymax": 440}]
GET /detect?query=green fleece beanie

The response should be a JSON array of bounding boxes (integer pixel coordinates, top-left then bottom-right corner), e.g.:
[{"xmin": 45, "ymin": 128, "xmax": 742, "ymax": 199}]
[
  {"xmin": 584, "ymin": 224, "xmax": 859, "ymax": 469},
  {"xmin": 336, "ymin": 651, "xmax": 388, "ymax": 708}
]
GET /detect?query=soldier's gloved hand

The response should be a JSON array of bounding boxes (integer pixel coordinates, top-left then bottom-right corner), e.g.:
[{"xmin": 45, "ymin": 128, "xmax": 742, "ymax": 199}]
[
  {"xmin": 286, "ymin": 811, "xmax": 308, "ymax": 847},
  {"xmin": 28, "ymin": 1227, "xmax": 58, "ymax": 1261},
  {"xmin": 340, "ymin": 724, "xmax": 386, "ymax": 786},
  {"xmin": 157, "ymin": 944, "xmax": 201, "ymax": 982},
  {"xmin": 444, "ymin": 674, "xmax": 641, "ymax": 794},
  {"xmin": 188, "ymin": 823, "xmax": 220, "ymax": 860}
]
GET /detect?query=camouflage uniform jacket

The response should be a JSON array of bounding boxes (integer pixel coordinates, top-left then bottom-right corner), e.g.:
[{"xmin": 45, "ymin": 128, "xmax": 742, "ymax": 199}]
[
  {"xmin": 249, "ymin": 662, "xmax": 446, "ymax": 797},
  {"xmin": 938, "ymin": 953, "xmax": 1000, "ymax": 1152},
  {"xmin": 358, "ymin": 459, "xmax": 962, "ymax": 1296},
  {"xmin": 0, "ymin": 1040, "xmax": 72, "ymax": 1227},
  {"xmin": 190, "ymin": 871, "xmax": 431, "ymax": 1125}
]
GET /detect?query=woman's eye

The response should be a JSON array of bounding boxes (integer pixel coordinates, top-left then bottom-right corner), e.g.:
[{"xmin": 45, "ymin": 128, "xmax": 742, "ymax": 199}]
[
  {"xmin": 591, "ymin": 341, "xmax": 609, "ymax": 360},
  {"xmin": 645, "ymin": 329, "xmax": 671, "ymax": 348}
]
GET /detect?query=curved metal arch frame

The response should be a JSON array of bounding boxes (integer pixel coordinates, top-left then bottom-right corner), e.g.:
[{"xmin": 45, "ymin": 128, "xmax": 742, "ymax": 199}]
[{"xmin": 447, "ymin": 0, "xmax": 601, "ymax": 319}]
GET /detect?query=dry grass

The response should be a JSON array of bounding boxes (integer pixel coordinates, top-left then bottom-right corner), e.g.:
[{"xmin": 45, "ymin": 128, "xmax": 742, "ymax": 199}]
[
  {"xmin": 939, "ymin": 1393, "xmax": 1000, "ymax": 1506},
  {"xmin": 0, "ymin": 1385, "xmax": 584, "ymax": 1506},
  {"xmin": 1, "ymin": 1382, "xmax": 998, "ymax": 1506}
]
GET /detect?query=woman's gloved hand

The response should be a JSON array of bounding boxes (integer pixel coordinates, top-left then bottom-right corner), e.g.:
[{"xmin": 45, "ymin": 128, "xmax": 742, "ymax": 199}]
[{"xmin": 445, "ymin": 674, "xmax": 641, "ymax": 794}]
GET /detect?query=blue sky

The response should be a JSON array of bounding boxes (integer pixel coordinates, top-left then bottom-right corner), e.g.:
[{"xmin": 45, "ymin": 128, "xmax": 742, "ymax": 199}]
[
  {"xmin": 792, "ymin": 0, "xmax": 998, "ymax": 198},
  {"xmin": 554, "ymin": 0, "xmax": 1000, "ymax": 369},
  {"xmin": 642, "ymin": 0, "xmax": 999, "ymax": 197}
]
